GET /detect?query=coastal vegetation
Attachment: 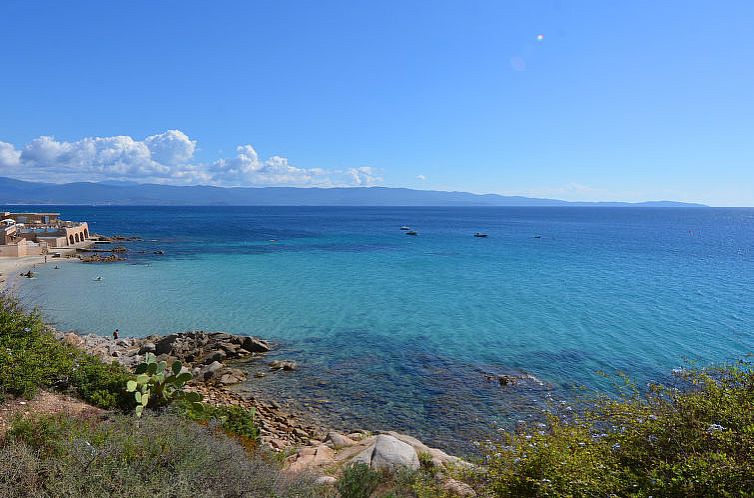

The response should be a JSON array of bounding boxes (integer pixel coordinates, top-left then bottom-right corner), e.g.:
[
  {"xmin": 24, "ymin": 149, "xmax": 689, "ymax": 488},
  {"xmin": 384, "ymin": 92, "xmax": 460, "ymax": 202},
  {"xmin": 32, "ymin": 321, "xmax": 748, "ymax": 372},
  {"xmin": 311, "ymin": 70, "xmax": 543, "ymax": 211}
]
[
  {"xmin": 2, "ymin": 292, "xmax": 753, "ymax": 496},
  {"xmin": 0, "ymin": 294, "xmax": 132, "ymax": 409},
  {"xmin": 1, "ymin": 412, "xmax": 323, "ymax": 498},
  {"xmin": 476, "ymin": 363, "xmax": 754, "ymax": 497}
]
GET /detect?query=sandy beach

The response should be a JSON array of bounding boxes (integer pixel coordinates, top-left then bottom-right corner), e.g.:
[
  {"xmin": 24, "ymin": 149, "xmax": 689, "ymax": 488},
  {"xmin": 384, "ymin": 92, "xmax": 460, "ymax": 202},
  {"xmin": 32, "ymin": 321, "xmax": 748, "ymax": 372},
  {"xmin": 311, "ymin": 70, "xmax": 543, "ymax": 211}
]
[{"xmin": 0, "ymin": 256, "xmax": 74, "ymax": 292}]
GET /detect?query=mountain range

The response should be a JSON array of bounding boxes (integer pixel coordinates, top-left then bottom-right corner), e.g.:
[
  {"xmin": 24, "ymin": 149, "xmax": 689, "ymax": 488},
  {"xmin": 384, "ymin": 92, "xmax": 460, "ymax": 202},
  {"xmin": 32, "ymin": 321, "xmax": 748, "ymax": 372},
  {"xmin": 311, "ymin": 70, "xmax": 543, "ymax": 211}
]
[{"xmin": 0, "ymin": 177, "xmax": 706, "ymax": 207}]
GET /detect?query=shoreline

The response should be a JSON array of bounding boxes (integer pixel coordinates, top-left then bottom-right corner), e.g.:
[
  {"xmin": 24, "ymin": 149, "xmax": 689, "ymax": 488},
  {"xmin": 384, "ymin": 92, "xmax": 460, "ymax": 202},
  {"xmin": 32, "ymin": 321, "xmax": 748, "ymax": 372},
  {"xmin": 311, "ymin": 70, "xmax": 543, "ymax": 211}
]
[
  {"xmin": 57, "ymin": 329, "xmax": 329, "ymax": 448},
  {"xmin": 55, "ymin": 328, "xmax": 471, "ymax": 478},
  {"xmin": 0, "ymin": 255, "xmax": 50, "ymax": 291},
  {"xmin": 6, "ymin": 261, "xmax": 543, "ymax": 456},
  {"xmin": 0, "ymin": 255, "xmax": 78, "ymax": 292}
]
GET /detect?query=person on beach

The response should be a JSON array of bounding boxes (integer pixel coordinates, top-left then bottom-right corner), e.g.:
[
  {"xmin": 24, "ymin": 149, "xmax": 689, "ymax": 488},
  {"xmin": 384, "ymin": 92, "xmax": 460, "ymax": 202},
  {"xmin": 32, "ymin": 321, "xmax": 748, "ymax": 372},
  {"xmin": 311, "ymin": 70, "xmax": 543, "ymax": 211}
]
[{"xmin": 113, "ymin": 329, "xmax": 119, "ymax": 340}]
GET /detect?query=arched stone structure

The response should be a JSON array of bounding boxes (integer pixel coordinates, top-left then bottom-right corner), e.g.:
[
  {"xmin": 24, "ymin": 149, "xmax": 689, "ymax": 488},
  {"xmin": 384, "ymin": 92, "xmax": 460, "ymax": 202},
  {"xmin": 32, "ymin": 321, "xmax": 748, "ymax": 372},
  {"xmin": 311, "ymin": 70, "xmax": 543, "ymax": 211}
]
[
  {"xmin": 69, "ymin": 235, "xmax": 75, "ymax": 245},
  {"xmin": 83, "ymin": 228, "xmax": 89, "ymax": 239},
  {"xmin": 74, "ymin": 233, "xmax": 80, "ymax": 243}
]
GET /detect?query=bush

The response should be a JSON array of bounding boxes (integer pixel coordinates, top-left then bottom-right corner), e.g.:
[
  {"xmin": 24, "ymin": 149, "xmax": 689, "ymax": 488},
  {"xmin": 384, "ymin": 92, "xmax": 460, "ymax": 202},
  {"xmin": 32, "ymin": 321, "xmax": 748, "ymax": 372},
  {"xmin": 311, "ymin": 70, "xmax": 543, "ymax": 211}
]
[
  {"xmin": 0, "ymin": 295, "xmax": 75, "ymax": 398},
  {"xmin": 70, "ymin": 354, "xmax": 134, "ymax": 410},
  {"xmin": 2, "ymin": 412, "xmax": 329, "ymax": 498},
  {"xmin": 0, "ymin": 294, "xmax": 134, "ymax": 409},
  {"xmin": 480, "ymin": 362, "xmax": 754, "ymax": 497},
  {"xmin": 0, "ymin": 441, "xmax": 44, "ymax": 498},
  {"xmin": 337, "ymin": 462, "xmax": 382, "ymax": 498},
  {"xmin": 213, "ymin": 404, "xmax": 260, "ymax": 441},
  {"xmin": 178, "ymin": 401, "xmax": 260, "ymax": 452}
]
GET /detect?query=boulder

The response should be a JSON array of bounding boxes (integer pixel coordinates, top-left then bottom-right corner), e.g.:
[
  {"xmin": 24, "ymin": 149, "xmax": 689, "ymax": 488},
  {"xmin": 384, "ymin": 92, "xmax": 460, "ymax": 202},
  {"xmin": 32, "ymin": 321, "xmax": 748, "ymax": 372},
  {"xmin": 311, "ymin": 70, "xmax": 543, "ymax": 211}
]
[
  {"xmin": 269, "ymin": 360, "xmax": 297, "ymax": 371},
  {"xmin": 443, "ymin": 479, "xmax": 476, "ymax": 497},
  {"xmin": 62, "ymin": 333, "xmax": 84, "ymax": 348},
  {"xmin": 241, "ymin": 336, "xmax": 271, "ymax": 353},
  {"xmin": 289, "ymin": 445, "xmax": 335, "ymax": 472},
  {"xmin": 200, "ymin": 361, "xmax": 223, "ymax": 380},
  {"xmin": 383, "ymin": 431, "xmax": 467, "ymax": 469},
  {"xmin": 220, "ymin": 342, "xmax": 241, "ymax": 356},
  {"xmin": 138, "ymin": 342, "xmax": 156, "ymax": 355},
  {"xmin": 355, "ymin": 434, "xmax": 420, "ymax": 471},
  {"xmin": 202, "ymin": 350, "xmax": 227, "ymax": 364},
  {"xmin": 325, "ymin": 431, "xmax": 357, "ymax": 449},
  {"xmin": 217, "ymin": 367, "xmax": 247, "ymax": 385},
  {"xmin": 154, "ymin": 334, "xmax": 179, "ymax": 355}
]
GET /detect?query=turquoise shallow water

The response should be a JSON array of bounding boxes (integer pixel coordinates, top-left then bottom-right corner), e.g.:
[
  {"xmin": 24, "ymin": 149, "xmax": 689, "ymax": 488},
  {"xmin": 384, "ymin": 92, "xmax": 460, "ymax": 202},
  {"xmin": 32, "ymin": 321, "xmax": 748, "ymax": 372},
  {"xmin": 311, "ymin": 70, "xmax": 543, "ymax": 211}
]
[{"xmin": 9, "ymin": 206, "xmax": 754, "ymax": 453}]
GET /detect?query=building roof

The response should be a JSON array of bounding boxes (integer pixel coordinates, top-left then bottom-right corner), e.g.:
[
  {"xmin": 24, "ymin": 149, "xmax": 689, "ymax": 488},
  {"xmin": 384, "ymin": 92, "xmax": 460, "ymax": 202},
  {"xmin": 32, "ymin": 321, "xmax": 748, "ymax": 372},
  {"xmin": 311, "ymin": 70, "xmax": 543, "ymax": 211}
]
[{"xmin": 8, "ymin": 212, "xmax": 61, "ymax": 216}]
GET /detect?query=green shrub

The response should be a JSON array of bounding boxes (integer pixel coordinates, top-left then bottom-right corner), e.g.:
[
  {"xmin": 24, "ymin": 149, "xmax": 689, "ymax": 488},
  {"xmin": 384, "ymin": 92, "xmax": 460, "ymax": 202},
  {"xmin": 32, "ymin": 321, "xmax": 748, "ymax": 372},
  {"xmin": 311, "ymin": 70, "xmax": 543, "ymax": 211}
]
[
  {"xmin": 69, "ymin": 354, "xmax": 134, "ymax": 410},
  {"xmin": 337, "ymin": 462, "xmax": 382, "ymax": 498},
  {"xmin": 178, "ymin": 401, "xmax": 260, "ymax": 445},
  {"xmin": 2, "ymin": 412, "xmax": 329, "ymax": 498},
  {"xmin": 0, "ymin": 295, "xmax": 75, "ymax": 398},
  {"xmin": 0, "ymin": 294, "xmax": 134, "ymax": 409},
  {"xmin": 6, "ymin": 414, "xmax": 79, "ymax": 458},
  {"xmin": 481, "ymin": 362, "xmax": 754, "ymax": 497},
  {"xmin": 213, "ymin": 404, "xmax": 260, "ymax": 441}
]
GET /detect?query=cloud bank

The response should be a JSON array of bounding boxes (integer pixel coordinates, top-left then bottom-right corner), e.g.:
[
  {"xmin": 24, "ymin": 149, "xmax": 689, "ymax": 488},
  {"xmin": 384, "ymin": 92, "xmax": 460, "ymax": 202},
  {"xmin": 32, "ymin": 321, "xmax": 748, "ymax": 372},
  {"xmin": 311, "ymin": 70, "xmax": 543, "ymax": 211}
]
[{"xmin": 0, "ymin": 130, "xmax": 382, "ymax": 187}]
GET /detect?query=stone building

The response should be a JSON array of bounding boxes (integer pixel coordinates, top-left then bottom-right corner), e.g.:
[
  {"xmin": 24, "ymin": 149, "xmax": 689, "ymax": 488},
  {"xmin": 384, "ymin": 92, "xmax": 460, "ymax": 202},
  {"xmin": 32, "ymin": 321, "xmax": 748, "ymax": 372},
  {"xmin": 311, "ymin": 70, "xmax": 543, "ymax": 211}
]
[{"xmin": 0, "ymin": 211, "xmax": 92, "ymax": 257}]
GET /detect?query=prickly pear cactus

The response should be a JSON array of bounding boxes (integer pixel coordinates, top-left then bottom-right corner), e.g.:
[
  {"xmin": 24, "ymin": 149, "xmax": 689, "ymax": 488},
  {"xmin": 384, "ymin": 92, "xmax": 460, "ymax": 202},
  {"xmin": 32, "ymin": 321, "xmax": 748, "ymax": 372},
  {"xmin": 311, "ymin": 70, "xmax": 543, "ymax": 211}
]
[{"xmin": 126, "ymin": 352, "xmax": 203, "ymax": 417}]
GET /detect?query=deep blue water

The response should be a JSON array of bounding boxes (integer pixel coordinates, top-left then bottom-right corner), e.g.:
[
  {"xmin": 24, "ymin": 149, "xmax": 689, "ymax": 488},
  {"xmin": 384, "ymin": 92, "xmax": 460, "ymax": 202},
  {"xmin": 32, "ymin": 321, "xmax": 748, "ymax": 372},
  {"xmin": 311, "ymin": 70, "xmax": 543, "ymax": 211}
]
[{"xmin": 9, "ymin": 206, "xmax": 754, "ymax": 453}]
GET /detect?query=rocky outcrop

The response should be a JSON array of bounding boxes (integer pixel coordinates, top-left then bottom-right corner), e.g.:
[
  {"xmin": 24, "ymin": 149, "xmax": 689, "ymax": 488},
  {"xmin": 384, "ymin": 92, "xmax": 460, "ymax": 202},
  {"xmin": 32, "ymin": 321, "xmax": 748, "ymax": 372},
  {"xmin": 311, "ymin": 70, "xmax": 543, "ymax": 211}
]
[
  {"xmin": 55, "ymin": 329, "xmax": 327, "ymax": 448},
  {"xmin": 482, "ymin": 371, "xmax": 547, "ymax": 388},
  {"xmin": 353, "ymin": 434, "xmax": 420, "ymax": 471},
  {"xmin": 287, "ymin": 429, "xmax": 471, "ymax": 476},
  {"xmin": 61, "ymin": 331, "xmax": 272, "ymax": 387},
  {"xmin": 78, "ymin": 254, "xmax": 124, "ymax": 263},
  {"xmin": 91, "ymin": 234, "xmax": 142, "ymax": 242},
  {"xmin": 55, "ymin": 328, "xmax": 471, "ymax": 485}
]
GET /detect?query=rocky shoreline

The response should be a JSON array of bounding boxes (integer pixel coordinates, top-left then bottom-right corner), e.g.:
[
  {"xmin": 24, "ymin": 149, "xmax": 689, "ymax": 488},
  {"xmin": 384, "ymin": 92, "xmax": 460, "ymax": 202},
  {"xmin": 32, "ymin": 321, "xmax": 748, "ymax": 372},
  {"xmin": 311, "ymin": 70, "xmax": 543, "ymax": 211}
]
[
  {"xmin": 55, "ymin": 331, "xmax": 468, "ymax": 480},
  {"xmin": 57, "ymin": 328, "xmax": 473, "ymax": 493},
  {"xmin": 58, "ymin": 329, "xmax": 327, "ymax": 448}
]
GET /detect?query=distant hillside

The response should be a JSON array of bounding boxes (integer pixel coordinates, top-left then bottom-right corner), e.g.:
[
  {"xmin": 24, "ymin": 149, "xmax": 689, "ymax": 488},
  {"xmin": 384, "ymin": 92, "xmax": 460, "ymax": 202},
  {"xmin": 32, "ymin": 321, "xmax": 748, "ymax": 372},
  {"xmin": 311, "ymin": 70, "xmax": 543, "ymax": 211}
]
[{"xmin": 0, "ymin": 177, "xmax": 706, "ymax": 207}]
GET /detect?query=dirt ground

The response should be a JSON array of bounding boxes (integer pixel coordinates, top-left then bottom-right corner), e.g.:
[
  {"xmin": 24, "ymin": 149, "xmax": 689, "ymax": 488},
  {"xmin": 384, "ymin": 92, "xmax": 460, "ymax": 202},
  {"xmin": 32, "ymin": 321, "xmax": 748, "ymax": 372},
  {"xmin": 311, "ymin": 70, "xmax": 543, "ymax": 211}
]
[{"xmin": 0, "ymin": 390, "xmax": 104, "ymax": 440}]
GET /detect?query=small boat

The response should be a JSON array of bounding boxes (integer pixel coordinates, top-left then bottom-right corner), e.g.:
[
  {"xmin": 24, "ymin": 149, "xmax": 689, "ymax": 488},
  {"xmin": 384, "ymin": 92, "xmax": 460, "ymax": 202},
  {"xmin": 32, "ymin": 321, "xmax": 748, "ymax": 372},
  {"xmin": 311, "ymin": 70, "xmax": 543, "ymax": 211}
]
[
  {"xmin": 474, "ymin": 232, "xmax": 488, "ymax": 238},
  {"xmin": 400, "ymin": 226, "xmax": 410, "ymax": 230},
  {"xmin": 533, "ymin": 235, "xmax": 542, "ymax": 239},
  {"xmin": 405, "ymin": 230, "xmax": 418, "ymax": 236},
  {"xmin": 94, "ymin": 276, "xmax": 103, "ymax": 281}
]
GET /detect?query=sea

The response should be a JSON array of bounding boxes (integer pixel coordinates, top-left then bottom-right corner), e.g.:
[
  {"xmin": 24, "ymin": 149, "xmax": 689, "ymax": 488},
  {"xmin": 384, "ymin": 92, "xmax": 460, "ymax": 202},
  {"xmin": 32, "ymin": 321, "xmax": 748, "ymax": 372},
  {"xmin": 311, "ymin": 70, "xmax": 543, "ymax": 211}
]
[{"xmin": 9, "ymin": 206, "xmax": 754, "ymax": 454}]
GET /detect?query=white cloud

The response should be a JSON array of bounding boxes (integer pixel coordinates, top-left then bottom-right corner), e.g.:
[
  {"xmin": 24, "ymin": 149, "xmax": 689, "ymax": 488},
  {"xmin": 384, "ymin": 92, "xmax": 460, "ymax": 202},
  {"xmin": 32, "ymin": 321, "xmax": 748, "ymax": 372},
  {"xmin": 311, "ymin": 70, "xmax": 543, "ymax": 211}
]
[
  {"xmin": 0, "ymin": 131, "xmax": 381, "ymax": 187},
  {"xmin": 347, "ymin": 166, "xmax": 382, "ymax": 186},
  {"xmin": 144, "ymin": 130, "xmax": 196, "ymax": 165},
  {"xmin": 417, "ymin": 174, "xmax": 426, "ymax": 181},
  {"xmin": 19, "ymin": 135, "xmax": 164, "ymax": 180},
  {"xmin": 0, "ymin": 141, "xmax": 21, "ymax": 167}
]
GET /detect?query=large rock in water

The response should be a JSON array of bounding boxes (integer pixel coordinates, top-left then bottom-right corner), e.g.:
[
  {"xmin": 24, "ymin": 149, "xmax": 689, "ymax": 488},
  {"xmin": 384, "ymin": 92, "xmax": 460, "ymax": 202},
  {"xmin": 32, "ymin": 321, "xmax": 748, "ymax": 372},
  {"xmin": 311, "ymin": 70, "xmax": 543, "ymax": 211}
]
[
  {"xmin": 353, "ymin": 434, "xmax": 420, "ymax": 471},
  {"xmin": 241, "ymin": 336, "xmax": 271, "ymax": 353}
]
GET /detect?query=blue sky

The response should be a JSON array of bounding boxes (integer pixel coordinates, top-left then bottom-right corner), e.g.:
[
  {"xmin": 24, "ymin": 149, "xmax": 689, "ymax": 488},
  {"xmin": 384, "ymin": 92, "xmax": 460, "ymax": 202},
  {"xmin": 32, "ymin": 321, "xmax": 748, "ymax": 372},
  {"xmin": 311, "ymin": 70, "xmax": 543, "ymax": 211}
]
[{"xmin": 1, "ymin": 1, "xmax": 752, "ymax": 205}]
